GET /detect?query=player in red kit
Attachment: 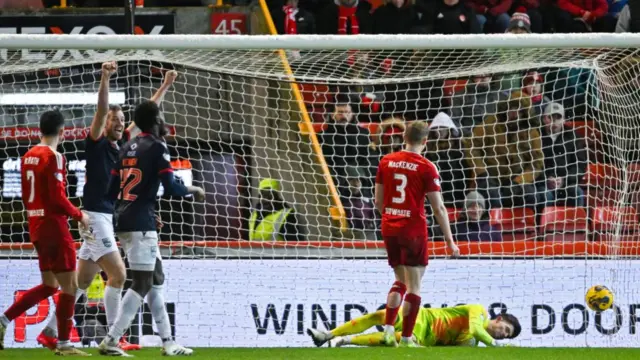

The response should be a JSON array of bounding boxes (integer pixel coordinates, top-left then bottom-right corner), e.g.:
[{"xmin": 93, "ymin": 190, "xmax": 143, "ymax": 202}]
[
  {"xmin": 0, "ymin": 110, "xmax": 90, "ymax": 356},
  {"xmin": 374, "ymin": 121, "xmax": 460, "ymax": 348}
]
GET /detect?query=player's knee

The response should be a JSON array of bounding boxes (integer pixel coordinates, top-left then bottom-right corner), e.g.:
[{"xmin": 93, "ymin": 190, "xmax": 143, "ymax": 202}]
[
  {"xmin": 41, "ymin": 272, "xmax": 59, "ymax": 289},
  {"xmin": 130, "ymin": 271, "xmax": 153, "ymax": 297},
  {"xmin": 59, "ymin": 279, "xmax": 78, "ymax": 296},
  {"xmin": 406, "ymin": 285, "xmax": 421, "ymax": 296},
  {"xmin": 152, "ymin": 259, "xmax": 165, "ymax": 286},
  {"xmin": 107, "ymin": 266, "xmax": 127, "ymax": 288},
  {"xmin": 77, "ymin": 277, "xmax": 93, "ymax": 291}
]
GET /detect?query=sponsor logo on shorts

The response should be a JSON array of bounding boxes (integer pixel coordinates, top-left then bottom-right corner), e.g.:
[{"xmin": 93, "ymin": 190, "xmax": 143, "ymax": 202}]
[{"xmin": 101, "ymin": 238, "xmax": 112, "ymax": 248}]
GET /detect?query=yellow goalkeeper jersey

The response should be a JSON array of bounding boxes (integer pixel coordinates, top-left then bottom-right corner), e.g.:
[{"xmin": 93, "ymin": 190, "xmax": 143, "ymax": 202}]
[{"xmin": 403, "ymin": 304, "xmax": 495, "ymax": 347}]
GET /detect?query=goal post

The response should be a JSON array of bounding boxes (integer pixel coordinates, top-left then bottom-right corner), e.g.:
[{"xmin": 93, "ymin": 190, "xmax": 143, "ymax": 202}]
[{"xmin": 1, "ymin": 34, "xmax": 640, "ymax": 347}]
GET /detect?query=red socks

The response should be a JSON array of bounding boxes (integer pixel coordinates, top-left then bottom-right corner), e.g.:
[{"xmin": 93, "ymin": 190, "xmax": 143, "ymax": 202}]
[
  {"xmin": 384, "ymin": 281, "xmax": 407, "ymax": 326},
  {"xmin": 4, "ymin": 284, "xmax": 57, "ymax": 321},
  {"xmin": 56, "ymin": 293, "xmax": 75, "ymax": 342},
  {"xmin": 402, "ymin": 293, "xmax": 422, "ymax": 338}
]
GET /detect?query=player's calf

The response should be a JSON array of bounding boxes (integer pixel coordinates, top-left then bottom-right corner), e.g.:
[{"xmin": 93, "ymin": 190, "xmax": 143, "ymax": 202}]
[
  {"xmin": 148, "ymin": 260, "xmax": 176, "ymax": 349},
  {"xmin": 103, "ymin": 270, "xmax": 153, "ymax": 349},
  {"xmin": 97, "ymin": 252, "xmax": 127, "ymax": 329},
  {"xmin": 384, "ymin": 280, "xmax": 406, "ymax": 339}
]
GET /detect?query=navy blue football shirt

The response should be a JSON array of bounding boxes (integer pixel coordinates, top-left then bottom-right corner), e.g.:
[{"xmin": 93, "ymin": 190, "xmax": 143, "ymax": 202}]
[
  {"xmin": 109, "ymin": 133, "xmax": 189, "ymax": 232},
  {"xmin": 83, "ymin": 131, "xmax": 130, "ymax": 214}
]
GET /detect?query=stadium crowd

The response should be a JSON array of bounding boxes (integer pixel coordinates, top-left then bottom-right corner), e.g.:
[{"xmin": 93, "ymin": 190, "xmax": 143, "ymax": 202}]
[
  {"xmin": 268, "ymin": 0, "xmax": 633, "ymax": 35},
  {"xmin": 260, "ymin": 0, "xmax": 639, "ymax": 242}
]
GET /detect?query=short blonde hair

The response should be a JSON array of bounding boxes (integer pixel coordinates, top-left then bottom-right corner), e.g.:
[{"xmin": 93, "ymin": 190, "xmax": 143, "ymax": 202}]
[{"xmin": 404, "ymin": 121, "xmax": 429, "ymax": 145}]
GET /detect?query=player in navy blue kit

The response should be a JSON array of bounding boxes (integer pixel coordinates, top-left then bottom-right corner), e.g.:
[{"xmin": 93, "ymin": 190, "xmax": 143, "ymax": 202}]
[
  {"xmin": 39, "ymin": 62, "xmax": 179, "ymax": 352},
  {"xmin": 98, "ymin": 100, "xmax": 204, "ymax": 357}
]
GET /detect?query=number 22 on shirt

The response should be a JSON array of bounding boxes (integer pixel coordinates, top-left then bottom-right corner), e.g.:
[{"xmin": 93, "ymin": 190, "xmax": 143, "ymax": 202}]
[{"xmin": 119, "ymin": 168, "xmax": 142, "ymax": 201}]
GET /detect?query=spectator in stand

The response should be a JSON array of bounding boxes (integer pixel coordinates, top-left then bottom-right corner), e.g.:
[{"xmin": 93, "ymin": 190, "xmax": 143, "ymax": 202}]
[
  {"xmin": 465, "ymin": 91, "xmax": 545, "ymax": 210},
  {"xmin": 467, "ymin": 0, "xmax": 513, "ymax": 32},
  {"xmin": 429, "ymin": 0, "xmax": 482, "ymax": 34},
  {"xmin": 509, "ymin": 3, "xmax": 544, "ymax": 32},
  {"xmin": 599, "ymin": 0, "xmax": 627, "ymax": 31},
  {"xmin": 373, "ymin": 117, "xmax": 405, "ymax": 155},
  {"xmin": 316, "ymin": 0, "xmax": 373, "ymax": 35},
  {"xmin": 270, "ymin": 0, "xmax": 317, "ymax": 35},
  {"xmin": 451, "ymin": 74, "xmax": 500, "ymax": 136},
  {"xmin": 538, "ymin": 102, "xmax": 587, "ymax": 207},
  {"xmin": 495, "ymin": 14, "xmax": 532, "ymax": 94},
  {"xmin": 555, "ymin": 0, "xmax": 609, "ymax": 32},
  {"xmin": 372, "ymin": 0, "xmax": 416, "ymax": 34},
  {"xmin": 341, "ymin": 167, "xmax": 378, "ymax": 239},
  {"xmin": 319, "ymin": 96, "xmax": 377, "ymax": 195},
  {"xmin": 249, "ymin": 179, "xmax": 305, "ymax": 241},
  {"xmin": 521, "ymin": 71, "xmax": 550, "ymax": 116},
  {"xmin": 425, "ymin": 113, "xmax": 471, "ymax": 208},
  {"xmin": 452, "ymin": 191, "xmax": 503, "ymax": 242},
  {"xmin": 615, "ymin": 0, "xmax": 638, "ymax": 32},
  {"xmin": 505, "ymin": 10, "xmax": 534, "ymax": 33}
]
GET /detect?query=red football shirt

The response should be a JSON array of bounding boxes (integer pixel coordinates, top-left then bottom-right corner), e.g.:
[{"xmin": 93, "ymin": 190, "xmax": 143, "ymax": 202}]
[
  {"xmin": 376, "ymin": 150, "xmax": 441, "ymax": 238},
  {"xmin": 21, "ymin": 145, "xmax": 82, "ymax": 243}
]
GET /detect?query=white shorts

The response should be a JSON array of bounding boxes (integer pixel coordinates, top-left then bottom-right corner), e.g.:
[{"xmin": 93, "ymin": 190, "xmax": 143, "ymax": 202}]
[
  {"xmin": 117, "ymin": 231, "xmax": 161, "ymax": 271},
  {"xmin": 78, "ymin": 211, "xmax": 118, "ymax": 262}
]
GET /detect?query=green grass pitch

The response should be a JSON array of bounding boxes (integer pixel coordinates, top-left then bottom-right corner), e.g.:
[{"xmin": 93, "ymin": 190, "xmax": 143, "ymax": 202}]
[{"xmin": 2, "ymin": 347, "xmax": 640, "ymax": 359}]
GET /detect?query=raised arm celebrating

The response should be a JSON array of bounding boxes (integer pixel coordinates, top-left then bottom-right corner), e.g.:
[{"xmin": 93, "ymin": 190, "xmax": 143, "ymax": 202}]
[
  {"xmin": 127, "ymin": 70, "xmax": 178, "ymax": 138},
  {"xmin": 89, "ymin": 61, "xmax": 118, "ymax": 141}
]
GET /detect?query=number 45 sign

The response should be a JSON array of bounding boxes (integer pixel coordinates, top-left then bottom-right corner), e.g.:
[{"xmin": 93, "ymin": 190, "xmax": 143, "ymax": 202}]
[{"xmin": 211, "ymin": 13, "xmax": 247, "ymax": 34}]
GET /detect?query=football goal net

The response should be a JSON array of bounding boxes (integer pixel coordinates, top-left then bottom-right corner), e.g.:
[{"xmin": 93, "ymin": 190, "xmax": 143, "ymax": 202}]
[{"xmin": 0, "ymin": 33, "xmax": 639, "ymax": 348}]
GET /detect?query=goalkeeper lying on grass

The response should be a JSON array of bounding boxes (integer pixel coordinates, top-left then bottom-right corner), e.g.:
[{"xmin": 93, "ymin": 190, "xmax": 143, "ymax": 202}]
[{"xmin": 307, "ymin": 304, "xmax": 521, "ymax": 347}]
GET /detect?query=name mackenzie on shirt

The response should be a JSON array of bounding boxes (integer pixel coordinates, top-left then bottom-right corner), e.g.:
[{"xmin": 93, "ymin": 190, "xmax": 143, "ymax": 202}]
[{"xmin": 387, "ymin": 161, "xmax": 418, "ymax": 171}]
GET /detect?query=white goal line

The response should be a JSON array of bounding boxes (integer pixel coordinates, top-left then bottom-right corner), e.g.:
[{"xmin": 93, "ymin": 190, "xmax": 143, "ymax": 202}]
[{"xmin": 0, "ymin": 34, "xmax": 639, "ymax": 50}]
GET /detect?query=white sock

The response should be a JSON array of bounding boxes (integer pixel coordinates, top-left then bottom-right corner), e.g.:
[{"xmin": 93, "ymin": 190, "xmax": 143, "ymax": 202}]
[
  {"xmin": 146, "ymin": 285, "xmax": 172, "ymax": 342},
  {"xmin": 384, "ymin": 325, "xmax": 395, "ymax": 334},
  {"xmin": 342, "ymin": 336, "xmax": 352, "ymax": 345},
  {"xmin": 0, "ymin": 314, "xmax": 9, "ymax": 327},
  {"xmin": 45, "ymin": 288, "xmax": 85, "ymax": 335},
  {"xmin": 57, "ymin": 340, "xmax": 70, "ymax": 348},
  {"xmin": 107, "ymin": 289, "xmax": 143, "ymax": 344},
  {"xmin": 401, "ymin": 336, "xmax": 412, "ymax": 342},
  {"xmin": 104, "ymin": 286, "xmax": 123, "ymax": 327}
]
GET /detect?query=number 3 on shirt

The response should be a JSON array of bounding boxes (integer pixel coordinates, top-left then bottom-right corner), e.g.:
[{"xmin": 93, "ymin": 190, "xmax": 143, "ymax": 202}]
[
  {"xmin": 392, "ymin": 173, "xmax": 407, "ymax": 204},
  {"xmin": 119, "ymin": 168, "xmax": 142, "ymax": 201}
]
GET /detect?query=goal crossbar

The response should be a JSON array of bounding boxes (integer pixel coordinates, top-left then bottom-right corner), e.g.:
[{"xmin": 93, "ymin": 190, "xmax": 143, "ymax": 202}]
[{"xmin": 1, "ymin": 34, "xmax": 640, "ymax": 50}]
